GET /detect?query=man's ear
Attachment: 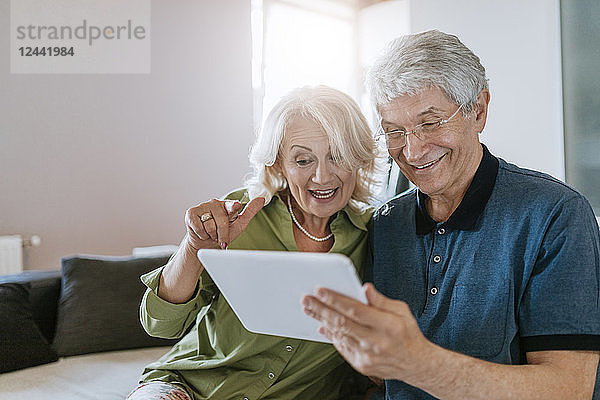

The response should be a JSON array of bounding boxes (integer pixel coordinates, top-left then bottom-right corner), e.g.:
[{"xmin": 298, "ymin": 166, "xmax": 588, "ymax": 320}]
[{"xmin": 473, "ymin": 89, "xmax": 491, "ymax": 132}]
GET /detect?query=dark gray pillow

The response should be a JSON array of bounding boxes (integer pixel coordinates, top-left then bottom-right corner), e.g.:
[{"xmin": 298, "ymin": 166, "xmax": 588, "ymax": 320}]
[
  {"xmin": 0, "ymin": 270, "xmax": 62, "ymax": 343},
  {"xmin": 52, "ymin": 255, "xmax": 178, "ymax": 357},
  {"xmin": 0, "ymin": 283, "xmax": 59, "ymax": 372}
]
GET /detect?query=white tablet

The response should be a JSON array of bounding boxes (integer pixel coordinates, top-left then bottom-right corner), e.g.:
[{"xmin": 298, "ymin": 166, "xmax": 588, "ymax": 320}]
[{"xmin": 197, "ymin": 249, "xmax": 367, "ymax": 343}]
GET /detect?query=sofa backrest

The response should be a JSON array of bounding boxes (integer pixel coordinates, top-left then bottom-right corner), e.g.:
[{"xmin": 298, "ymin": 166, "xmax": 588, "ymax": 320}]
[{"xmin": 0, "ymin": 270, "xmax": 61, "ymax": 343}]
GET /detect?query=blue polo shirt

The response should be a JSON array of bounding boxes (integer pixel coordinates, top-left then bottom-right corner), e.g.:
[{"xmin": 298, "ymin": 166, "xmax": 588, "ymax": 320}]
[{"xmin": 367, "ymin": 145, "xmax": 600, "ymax": 399}]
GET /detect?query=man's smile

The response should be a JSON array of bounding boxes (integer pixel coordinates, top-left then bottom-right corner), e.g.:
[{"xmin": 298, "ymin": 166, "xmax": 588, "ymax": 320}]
[{"xmin": 413, "ymin": 152, "xmax": 447, "ymax": 170}]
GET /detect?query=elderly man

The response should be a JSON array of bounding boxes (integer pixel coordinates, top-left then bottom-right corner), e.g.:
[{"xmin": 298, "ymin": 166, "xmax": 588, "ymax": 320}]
[{"xmin": 303, "ymin": 30, "xmax": 600, "ymax": 399}]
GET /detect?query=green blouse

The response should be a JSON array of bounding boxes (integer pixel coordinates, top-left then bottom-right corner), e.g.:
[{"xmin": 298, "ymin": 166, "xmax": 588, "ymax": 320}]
[{"xmin": 139, "ymin": 189, "xmax": 372, "ymax": 400}]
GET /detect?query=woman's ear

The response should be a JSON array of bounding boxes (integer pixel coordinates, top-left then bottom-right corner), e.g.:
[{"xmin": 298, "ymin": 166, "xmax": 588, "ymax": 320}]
[{"xmin": 272, "ymin": 159, "xmax": 283, "ymax": 175}]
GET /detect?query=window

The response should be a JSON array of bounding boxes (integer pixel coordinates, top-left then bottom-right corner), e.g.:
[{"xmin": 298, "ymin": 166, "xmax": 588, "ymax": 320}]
[
  {"xmin": 252, "ymin": 0, "xmax": 358, "ymax": 127},
  {"xmin": 561, "ymin": 0, "xmax": 600, "ymax": 214}
]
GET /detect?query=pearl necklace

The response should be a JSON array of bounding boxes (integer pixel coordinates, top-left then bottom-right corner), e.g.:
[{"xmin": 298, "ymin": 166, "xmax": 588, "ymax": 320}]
[{"xmin": 287, "ymin": 196, "xmax": 333, "ymax": 242}]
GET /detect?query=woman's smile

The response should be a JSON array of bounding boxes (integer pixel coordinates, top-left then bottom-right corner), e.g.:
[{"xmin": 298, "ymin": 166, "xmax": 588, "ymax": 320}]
[{"xmin": 309, "ymin": 188, "xmax": 338, "ymax": 199}]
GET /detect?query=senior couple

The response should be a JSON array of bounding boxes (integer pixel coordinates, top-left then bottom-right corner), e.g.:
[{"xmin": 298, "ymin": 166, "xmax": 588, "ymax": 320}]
[{"xmin": 128, "ymin": 30, "xmax": 600, "ymax": 400}]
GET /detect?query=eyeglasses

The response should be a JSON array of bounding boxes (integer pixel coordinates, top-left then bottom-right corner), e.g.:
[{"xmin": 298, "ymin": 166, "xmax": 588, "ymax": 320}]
[{"xmin": 375, "ymin": 103, "xmax": 465, "ymax": 150}]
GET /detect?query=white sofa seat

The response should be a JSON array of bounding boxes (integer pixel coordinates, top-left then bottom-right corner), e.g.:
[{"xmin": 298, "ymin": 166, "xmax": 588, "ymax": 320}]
[{"xmin": 0, "ymin": 347, "xmax": 171, "ymax": 400}]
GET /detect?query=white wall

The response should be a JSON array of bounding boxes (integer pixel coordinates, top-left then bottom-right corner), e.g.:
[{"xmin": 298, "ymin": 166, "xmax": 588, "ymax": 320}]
[
  {"xmin": 0, "ymin": 0, "xmax": 254, "ymax": 270},
  {"xmin": 410, "ymin": 0, "xmax": 564, "ymax": 180},
  {"xmin": 358, "ymin": 0, "xmax": 411, "ymax": 68}
]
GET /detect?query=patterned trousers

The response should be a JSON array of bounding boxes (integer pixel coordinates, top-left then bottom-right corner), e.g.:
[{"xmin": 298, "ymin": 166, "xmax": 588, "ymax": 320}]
[{"xmin": 126, "ymin": 381, "xmax": 193, "ymax": 400}]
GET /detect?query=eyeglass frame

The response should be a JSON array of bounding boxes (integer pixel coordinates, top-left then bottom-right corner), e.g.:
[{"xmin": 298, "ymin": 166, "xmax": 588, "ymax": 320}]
[{"xmin": 375, "ymin": 103, "xmax": 465, "ymax": 150}]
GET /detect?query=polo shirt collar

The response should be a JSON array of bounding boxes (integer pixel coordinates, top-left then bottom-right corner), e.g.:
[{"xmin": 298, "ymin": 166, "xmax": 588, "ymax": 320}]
[{"xmin": 415, "ymin": 144, "xmax": 499, "ymax": 235}]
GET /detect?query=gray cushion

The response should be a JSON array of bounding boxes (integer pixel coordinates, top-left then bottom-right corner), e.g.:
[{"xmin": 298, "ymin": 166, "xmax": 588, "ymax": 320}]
[
  {"xmin": 0, "ymin": 283, "xmax": 59, "ymax": 372},
  {"xmin": 52, "ymin": 255, "xmax": 178, "ymax": 357},
  {"xmin": 0, "ymin": 270, "xmax": 61, "ymax": 343}
]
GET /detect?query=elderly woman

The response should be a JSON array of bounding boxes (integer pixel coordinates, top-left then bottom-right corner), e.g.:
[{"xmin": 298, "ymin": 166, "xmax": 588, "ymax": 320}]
[{"xmin": 127, "ymin": 86, "xmax": 383, "ymax": 400}]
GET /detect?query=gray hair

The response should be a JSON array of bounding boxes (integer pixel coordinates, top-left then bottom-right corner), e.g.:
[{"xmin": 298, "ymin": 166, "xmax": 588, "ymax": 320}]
[
  {"xmin": 366, "ymin": 30, "xmax": 488, "ymax": 114},
  {"xmin": 246, "ymin": 85, "xmax": 385, "ymax": 213}
]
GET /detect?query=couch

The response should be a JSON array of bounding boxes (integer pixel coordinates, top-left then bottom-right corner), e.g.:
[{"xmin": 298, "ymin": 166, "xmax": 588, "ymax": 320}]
[
  {"xmin": 0, "ymin": 253, "xmax": 380, "ymax": 400},
  {"xmin": 0, "ymin": 254, "xmax": 178, "ymax": 400}
]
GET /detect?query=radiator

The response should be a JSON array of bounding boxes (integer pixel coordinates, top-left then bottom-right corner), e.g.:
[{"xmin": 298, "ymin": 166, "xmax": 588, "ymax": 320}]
[{"xmin": 0, "ymin": 235, "xmax": 23, "ymax": 275}]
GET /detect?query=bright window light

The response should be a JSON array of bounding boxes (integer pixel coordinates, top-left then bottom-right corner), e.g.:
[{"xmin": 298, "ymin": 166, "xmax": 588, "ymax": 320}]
[{"xmin": 252, "ymin": 0, "xmax": 357, "ymax": 127}]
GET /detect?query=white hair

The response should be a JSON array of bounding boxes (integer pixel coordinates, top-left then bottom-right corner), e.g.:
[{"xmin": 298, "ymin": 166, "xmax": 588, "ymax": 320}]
[
  {"xmin": 366, "ymin": 30, "xmax": 489, "ymax": 114},
  {"xmin": 246, "ymin": 85, "xmax": 385, "ymax": 213}
]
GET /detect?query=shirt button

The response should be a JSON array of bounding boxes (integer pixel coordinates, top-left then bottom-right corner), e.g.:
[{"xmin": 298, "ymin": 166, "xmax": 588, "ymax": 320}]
[
  {"xmin": 437, "ymin": 227, "xmax": 445, "ymax": 235},
  {"xmin": 433, "ymin": 255, "xmax": 442, "ymax": 263},
  {"xmin": 286, "ymin": 345, "xmax": 293, "ymax": 352},
  {"xmin": 268, "ymin": 372, "xmax": 275, "ymax": 379},
  {"xmin": 430, "ymin": 287, "xmax": 438, "ymax": 295}
]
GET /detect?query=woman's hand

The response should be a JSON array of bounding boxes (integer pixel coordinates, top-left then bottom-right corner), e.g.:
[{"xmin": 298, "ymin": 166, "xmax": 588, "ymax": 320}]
[
  {"xmin": 158, "ymin": 196, "xmax": 265, "ymax": 304},
  {"xmin": 185, "ymin": 197, "xmax": 265, "ymax": 251}
]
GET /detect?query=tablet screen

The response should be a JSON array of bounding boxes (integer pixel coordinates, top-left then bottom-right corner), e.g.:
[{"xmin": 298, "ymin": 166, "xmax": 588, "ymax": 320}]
[{"xmin": 197, "ymin": 249, "xmax": 366, "ymax": 343}]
